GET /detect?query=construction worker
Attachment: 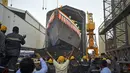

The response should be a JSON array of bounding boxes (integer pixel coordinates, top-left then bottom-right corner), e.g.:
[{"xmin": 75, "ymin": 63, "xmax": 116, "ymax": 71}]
[
  {"xmin": 69, "ymin": 56, "xmax": 80, "ymax": 73},
  {"xmin": 1, "ymin": 26, "xmax": 26, "ymax": 73},
  {"xmin": 0, "ymin": 22, "xmax": 6, "ymax": 73},
  {"xmin": 45, "ymin": 47, "xmax": 74, "ymax": 73},
  {"xmin": 82, "ymin": 56, "xmax": 88, "ymax": 62},
  {"xmin": 0, "ymin": 23, "xmax": 6, "ymax": 56},
  {"xmin": 0, "ymin": 23, "xmax": 5, "ymax": 57},
  {"xmin": 81, "ymin": 56, "xmax": 89, "ymax": 73},
  {"xmin": 1, "ymin": 25, "xmax": 7, "ymax": 34},
  {"xmin": 47, "ymin": 58, "xmax": 55, "ymax": 73},
  {"xmin": 0, "ymin": 25, "xmax": 7, "ymax": 73},
  {"xmin": 101, "ymin": 53, "xmax": 107, "ymax": 60}
]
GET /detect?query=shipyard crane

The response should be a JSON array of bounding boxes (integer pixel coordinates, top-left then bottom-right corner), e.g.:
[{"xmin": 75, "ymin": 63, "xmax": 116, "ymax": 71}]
[{"xmin": 86, "ymin": 12, "xmax": 98, "ymax": 58}]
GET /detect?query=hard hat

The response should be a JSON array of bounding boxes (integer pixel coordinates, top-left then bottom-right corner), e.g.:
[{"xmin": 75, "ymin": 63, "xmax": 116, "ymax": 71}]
[
  {"xmin": 70, "ymin": 56, "xmax": 75, "ymax": 60},
  {"xmin": 106, "ymin": 59, "xmax": 111, "ymax": 64},
  {"xmin": 48, "ymin": 58, "xmax": 53, "ymax": 64},
  {"xmin": 83, "ymin": 56, "xmax": 87, "ymax": 59},
  {"xmin": 102, "ymin": 58, "xmax": 107, "ymax": 60},
  {"xmin": 57, "ymin": 56, "xmax": 65, "ymax": 63},
  {"xmin": 1, "ymin": 25, "xmax": 7, "ymax": 31}
]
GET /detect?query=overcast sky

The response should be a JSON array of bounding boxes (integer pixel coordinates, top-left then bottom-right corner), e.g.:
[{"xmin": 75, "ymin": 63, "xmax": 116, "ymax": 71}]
[{"xmin": 8, "ymin": 0, "xmax": 103, "ymax": 50}]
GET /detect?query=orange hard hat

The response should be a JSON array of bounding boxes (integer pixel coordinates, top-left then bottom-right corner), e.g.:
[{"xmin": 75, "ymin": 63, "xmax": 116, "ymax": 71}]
[{"xmin": 1, "ymin": 25, "xmax": 7, "ymax": 31}]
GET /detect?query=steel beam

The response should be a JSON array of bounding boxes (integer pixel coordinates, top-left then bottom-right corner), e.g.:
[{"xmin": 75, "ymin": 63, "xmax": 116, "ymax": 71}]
[{"xmin": 99, "ymin": 2, "xmax": 130, "ymax": 34}]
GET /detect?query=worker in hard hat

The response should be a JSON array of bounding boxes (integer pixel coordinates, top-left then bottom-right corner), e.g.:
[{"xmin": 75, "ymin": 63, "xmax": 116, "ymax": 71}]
[
  {"xmin": 0, "ymin": 25, "xmax": 7, "ymax": 34},
  {"xmin": 0, "ymin": 23, "xmax": 5, "ymax": 56},
  {"xmin": 81, "ymin": 56, "xmax": 88, "ymax": 64},
  {"xmin": 69, "ymin": 56, "xmax": 80, "ymax": 73},
  {"xmin": 46, "ymin": 47, "xmax": 75, "ymax": 73},
  {"xmin": 0, "ymin": 23, "xmax": 6, "ymax": 56},
  {"xmin": 54, "ymin": 55, "xmax": 69, "ymax": 73},
  {"xmin": 80, "ymin": 56, "xmax": 89, "ymax": 73},
  {"xmin": 83, "ymin": 56, "xmax": 87, "ymax": 60},
  {"xmin": 0, "ymin": 22, "xmax": 6, "ymax": 73},
  {"xmin": 48, "ymin": 58, "xmax": 53, "ymax": 64},
  {"xmin": 47, "ymin": 58, "xmax": 55, "ymax": 73},
  {"xmin": 1, "ymin": 26, "xmax": 26, "ymax": 73},
  {"xmin": 101, "ymin": 53, "xmax": 107, "ymax": 59}
]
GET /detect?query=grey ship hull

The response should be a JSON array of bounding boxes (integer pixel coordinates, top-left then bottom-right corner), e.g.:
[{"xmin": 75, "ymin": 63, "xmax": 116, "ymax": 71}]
[{"xmin": 47, "ymin": 10, "xmax": 81, "ymax": 48}]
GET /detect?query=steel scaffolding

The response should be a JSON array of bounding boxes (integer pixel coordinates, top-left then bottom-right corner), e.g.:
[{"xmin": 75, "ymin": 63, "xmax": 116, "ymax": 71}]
[{"xmin": 99, "ymin": 0, "xmax": 130, "ymax": 62}]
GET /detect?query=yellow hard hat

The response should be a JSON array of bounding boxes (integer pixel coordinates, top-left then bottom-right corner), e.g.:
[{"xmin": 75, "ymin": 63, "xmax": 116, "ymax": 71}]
[
  {"xmin": 83, "ymin": 56, "xmax": 87, "ymax": 59},
  {"xmin": 1, "ymin": 25, "xmax": 7, "ymax": 31},
  {"xmin": 70, "ymin": 56, "xmax": 75, "ymax": 60},
  {"xmin": 48, "ymin": 58, "xmax": 53, "ymax": 63},
  {"xmin": 103, "ymin": 58, "xmax": 107, "ymax": 60},
  {"xmin": 57, "ymin": 56, "xmax": 65, "ymax": 63}
]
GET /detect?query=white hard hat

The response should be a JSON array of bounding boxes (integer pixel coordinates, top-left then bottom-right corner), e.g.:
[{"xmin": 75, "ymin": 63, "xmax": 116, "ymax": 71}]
[{"xmin": 106, "ymin": 59, "xmax": 111, "ymax": 64}]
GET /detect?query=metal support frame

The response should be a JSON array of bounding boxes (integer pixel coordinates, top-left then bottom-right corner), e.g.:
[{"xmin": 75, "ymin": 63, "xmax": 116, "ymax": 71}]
[
  {"xmin": 99, "ymin": 0, "xmax": 130, "ymax": 62},
  {"xmin": 99, "ymin": 35, "xmax": 105, "ymax": 43},
  {"xmin": 99, "ymin": 0, "xmax": 130, "ymax": 34}
]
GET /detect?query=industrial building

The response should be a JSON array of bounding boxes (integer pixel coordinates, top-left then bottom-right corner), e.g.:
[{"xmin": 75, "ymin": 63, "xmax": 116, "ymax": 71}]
[
  {"xmin": 99, "ymin": 0, "xmax": 130, "ymax": 62},
  {"xmin": 0, "ymin": 3, "xmax": 46, "ymax": 49}
]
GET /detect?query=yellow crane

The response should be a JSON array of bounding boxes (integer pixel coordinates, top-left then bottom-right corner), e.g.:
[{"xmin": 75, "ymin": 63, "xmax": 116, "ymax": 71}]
[{"xmin": 86, "ymin": 12, "xmax": 98, "ymax": 58}]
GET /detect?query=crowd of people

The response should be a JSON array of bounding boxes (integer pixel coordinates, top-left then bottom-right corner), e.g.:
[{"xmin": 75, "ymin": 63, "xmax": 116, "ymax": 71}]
[
  {"xmin": 14, "ymin": 51, "xmax": 119, "ymax": 73},
  {"xmin": 0, "ymin": 22, "xmax": 120, "ymax": 73}
]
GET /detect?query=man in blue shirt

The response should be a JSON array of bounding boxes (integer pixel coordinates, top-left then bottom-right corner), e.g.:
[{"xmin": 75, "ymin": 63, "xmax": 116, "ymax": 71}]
[
  {"xmin": 16, "ymin": 53, "xmax": 48, "ymax": 73},
  {"xmin": 100, "ymin": 60, "xmax": 111, "ymax": 73}
]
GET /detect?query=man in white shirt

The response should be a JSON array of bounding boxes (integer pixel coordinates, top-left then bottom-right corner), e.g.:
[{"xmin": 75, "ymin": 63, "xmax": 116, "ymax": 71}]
[
  {"xmin": 100, "ymin": 60, "xmax": 111, "ymax": 73},
  {"xmin": 53, "ymin": 56, "xmax": 69, "ymax": 73},
  {"xmin": 45, "ymin": 47, "xmax": 74, "ymax": 73}
]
